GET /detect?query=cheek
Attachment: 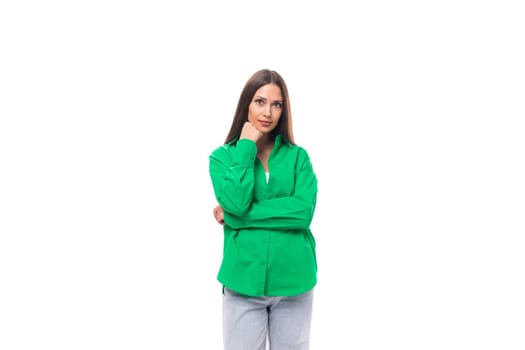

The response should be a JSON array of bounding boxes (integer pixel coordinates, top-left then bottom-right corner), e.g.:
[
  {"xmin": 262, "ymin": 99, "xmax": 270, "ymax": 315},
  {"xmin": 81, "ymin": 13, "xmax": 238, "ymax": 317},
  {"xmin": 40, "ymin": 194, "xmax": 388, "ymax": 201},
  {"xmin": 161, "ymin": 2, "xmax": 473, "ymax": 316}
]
[
  {"xmin": 247, "ymin": 105, "xmax": 259, "ymax": 121},
  {"xmin": 274, "ymin": 112, "xmax": 283, "ymax": 123}
]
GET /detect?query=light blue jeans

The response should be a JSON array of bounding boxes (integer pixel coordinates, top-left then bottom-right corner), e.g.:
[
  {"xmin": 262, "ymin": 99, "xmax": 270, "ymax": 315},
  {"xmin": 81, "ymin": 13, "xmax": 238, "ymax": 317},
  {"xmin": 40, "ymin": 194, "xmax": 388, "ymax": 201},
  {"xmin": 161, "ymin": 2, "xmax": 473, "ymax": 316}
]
[{"xmin": 223, "ymin": 287, "xmax": 314, "ymax": 350}]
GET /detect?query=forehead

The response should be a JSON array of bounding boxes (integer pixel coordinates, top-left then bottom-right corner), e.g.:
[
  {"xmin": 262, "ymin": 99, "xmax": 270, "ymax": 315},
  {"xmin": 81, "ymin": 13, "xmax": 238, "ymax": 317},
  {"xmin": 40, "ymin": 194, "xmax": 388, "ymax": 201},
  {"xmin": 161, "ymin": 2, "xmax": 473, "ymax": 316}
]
[{"xmin": 254, "ymin": 83, "xmax": 283, "ymax": 100}]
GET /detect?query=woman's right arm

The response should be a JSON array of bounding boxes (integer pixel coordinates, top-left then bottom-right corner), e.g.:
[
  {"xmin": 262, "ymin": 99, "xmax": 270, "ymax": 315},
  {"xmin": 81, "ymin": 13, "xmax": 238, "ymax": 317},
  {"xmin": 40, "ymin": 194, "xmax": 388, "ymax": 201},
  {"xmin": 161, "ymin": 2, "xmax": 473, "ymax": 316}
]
[{"xmin": 209, "ymin": 139, "xmax": 257, "ymax": 216}]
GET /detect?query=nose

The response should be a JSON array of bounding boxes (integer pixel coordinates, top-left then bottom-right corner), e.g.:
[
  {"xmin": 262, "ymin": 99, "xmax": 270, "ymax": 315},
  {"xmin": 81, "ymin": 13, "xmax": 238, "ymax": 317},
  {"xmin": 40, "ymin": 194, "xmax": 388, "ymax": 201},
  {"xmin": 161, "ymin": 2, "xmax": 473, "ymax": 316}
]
[{"xmin": 263, "ymin": 103, "xmax": 272, "ymax": 117}]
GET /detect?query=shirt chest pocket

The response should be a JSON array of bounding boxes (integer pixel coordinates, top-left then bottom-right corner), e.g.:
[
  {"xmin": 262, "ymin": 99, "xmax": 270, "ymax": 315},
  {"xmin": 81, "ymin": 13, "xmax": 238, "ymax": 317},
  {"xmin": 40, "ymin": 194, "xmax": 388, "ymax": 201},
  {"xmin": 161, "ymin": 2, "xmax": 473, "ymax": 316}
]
[{"xmin": 267, "ymin": 165, "xmax": 296, "ymax": 198}]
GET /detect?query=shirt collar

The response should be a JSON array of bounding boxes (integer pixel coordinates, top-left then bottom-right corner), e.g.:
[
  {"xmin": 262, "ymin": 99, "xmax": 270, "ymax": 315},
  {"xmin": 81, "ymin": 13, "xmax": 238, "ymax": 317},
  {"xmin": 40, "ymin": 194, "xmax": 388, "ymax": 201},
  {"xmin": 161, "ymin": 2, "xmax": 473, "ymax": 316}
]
[{"xmin": 228, "ymin": 133, "xmax": 290, "ymax": 148}]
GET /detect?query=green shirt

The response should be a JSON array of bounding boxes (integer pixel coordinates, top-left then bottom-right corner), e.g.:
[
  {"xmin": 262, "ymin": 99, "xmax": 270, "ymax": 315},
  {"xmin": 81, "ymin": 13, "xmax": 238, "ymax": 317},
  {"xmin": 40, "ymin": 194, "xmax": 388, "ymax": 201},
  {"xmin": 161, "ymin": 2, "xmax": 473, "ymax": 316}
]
[{"xmin": 209, "ymin": 135, "xmax": 318, "ymax": 297}]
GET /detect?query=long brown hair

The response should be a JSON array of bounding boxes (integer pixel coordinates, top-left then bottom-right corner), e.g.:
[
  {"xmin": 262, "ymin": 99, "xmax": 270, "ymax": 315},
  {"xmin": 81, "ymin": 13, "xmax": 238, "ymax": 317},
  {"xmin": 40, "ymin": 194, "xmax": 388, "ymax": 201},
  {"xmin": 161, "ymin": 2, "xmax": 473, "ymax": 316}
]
[{"xmin": 224, "ymin": 69, "xmax": 295, "ymax": 144}]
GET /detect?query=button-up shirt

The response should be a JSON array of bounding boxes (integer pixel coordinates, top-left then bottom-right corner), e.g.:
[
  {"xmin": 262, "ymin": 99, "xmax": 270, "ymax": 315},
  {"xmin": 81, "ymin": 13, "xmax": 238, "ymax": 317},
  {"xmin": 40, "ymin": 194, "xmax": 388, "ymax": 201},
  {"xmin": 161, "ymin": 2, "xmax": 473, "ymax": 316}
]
[{"xmin": 209, "ymin": 135, "xmax": 318, "ymax": 296}]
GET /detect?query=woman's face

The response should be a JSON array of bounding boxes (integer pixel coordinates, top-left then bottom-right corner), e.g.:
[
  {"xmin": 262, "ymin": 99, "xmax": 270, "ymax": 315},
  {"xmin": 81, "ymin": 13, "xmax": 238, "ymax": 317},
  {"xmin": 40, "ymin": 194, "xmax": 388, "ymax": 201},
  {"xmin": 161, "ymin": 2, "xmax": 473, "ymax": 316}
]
[{"xmin": 247, "ymin": 83, "xmax": 283, "ymax": 134}]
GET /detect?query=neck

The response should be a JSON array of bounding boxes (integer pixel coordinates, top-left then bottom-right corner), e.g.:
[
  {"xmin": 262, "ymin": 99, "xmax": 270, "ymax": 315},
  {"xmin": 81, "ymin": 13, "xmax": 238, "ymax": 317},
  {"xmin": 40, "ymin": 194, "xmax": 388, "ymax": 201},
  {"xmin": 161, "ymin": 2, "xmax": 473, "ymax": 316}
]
[
  {"xmin": 257, "ymin": 134, "xmax": 275, "ymax": 155},
  {"xmin": 257, "ymin": 133, "xmax": 274, "ymax": 147}
]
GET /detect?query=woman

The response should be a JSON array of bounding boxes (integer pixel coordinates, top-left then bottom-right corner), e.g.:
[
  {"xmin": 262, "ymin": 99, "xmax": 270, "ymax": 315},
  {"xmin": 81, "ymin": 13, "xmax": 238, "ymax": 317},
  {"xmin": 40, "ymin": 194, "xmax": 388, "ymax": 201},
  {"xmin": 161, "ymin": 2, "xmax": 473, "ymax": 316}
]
[{"xmin": 209, "ymin": 69, "xmax": 318, "ymax": 350}]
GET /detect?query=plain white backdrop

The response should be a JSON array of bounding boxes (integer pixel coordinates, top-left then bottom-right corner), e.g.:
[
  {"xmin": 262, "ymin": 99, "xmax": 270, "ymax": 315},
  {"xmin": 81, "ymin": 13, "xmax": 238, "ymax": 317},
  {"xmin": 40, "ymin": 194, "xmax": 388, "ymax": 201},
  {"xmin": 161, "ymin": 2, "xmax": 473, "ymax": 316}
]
[{"xmin": 1, "ymin": 1, "xmax": 524, "ymax": 349}]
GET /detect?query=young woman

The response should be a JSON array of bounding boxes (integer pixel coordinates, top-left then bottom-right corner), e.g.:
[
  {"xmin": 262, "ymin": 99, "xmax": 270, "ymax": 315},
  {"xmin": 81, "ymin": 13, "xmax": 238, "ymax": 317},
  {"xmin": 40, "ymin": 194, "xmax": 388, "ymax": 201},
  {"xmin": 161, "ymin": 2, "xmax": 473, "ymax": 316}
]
[{"xmin": 209, "ymin": 69, "xmax": 318, "ymax": 350}]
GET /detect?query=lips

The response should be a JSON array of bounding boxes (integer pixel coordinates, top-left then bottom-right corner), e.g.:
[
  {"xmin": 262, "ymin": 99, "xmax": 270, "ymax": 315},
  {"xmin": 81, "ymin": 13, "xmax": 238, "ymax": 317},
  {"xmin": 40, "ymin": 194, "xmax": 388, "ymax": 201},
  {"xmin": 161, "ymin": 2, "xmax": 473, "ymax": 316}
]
[{"xmin": 259, "ymin": 120, "xmax": 272, "ymax": 127}]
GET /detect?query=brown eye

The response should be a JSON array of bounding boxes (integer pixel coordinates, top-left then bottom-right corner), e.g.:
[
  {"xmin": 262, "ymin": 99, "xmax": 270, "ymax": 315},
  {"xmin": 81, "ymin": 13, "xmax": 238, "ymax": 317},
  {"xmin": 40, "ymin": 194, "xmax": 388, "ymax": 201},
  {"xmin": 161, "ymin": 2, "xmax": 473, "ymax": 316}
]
[
  {"xmin": 254, "ymin": 99, "xmax": 264, "ymax": 105},
  {"xmin": 272, "ymin": 102, "xmax": 283, "ymax": 109}
]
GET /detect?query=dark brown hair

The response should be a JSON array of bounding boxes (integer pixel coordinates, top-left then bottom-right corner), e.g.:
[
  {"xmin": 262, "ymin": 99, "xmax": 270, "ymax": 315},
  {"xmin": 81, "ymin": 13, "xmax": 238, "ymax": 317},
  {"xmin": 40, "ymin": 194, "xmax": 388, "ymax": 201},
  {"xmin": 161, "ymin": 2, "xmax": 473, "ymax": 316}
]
[{"xmin": 224, "ymin": 69, "xmax": 295, "ymax": 144}]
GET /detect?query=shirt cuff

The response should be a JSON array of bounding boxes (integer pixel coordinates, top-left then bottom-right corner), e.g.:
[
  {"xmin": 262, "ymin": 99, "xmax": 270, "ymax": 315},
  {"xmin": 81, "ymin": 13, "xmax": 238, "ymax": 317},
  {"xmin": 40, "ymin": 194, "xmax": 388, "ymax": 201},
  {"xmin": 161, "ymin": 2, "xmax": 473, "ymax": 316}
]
[{"xmin": 233, "ymin": 139, "xmax": 257, "ymax": 165}]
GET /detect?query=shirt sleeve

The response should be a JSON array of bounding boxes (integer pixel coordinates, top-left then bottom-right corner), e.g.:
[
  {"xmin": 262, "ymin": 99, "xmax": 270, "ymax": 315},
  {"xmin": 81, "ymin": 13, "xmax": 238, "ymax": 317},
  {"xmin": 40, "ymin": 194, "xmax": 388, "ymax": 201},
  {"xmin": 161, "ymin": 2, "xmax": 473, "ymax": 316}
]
[
  {"xmin": 224, "ymin": 148, "xmax": 318, "ymax": 230},
  {"xmin": 209, "ymin": 139, "xmax": 257, "ymax": 216}
]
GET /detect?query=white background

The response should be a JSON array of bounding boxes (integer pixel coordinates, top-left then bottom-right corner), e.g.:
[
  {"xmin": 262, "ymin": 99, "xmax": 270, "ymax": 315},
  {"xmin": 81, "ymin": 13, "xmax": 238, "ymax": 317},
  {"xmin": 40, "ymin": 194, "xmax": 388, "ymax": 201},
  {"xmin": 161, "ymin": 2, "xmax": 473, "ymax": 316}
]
[{"xmin": 1, "ymin": 1, "xmax": 524, "ymax": 349}]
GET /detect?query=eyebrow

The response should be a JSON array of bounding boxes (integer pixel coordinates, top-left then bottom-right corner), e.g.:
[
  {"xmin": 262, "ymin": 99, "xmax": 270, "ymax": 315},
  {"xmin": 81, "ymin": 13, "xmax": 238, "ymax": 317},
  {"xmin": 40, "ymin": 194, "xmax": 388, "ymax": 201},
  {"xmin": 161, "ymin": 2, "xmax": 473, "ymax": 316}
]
[{"xmin": 254, "ymin": 95, "xmax": 283, "ymax": 103}]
